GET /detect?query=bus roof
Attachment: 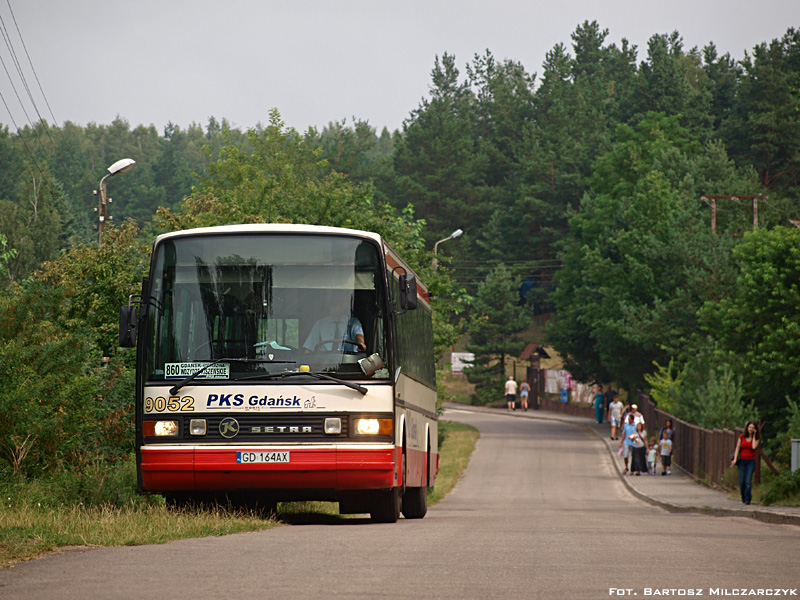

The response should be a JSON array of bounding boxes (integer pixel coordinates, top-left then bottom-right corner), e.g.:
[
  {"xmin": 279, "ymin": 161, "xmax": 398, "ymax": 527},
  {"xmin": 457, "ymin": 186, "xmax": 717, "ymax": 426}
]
[{"xmin": 152, "ymin": 224, "xmax": 384, "ymax": 246}]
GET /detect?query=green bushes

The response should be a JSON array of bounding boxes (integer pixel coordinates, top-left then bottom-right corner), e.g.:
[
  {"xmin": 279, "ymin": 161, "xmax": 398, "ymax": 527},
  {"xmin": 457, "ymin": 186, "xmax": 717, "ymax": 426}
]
[
  {"xmin": 759, "ymin": 469, "xmax": 800, "ymax": 506},
  {"xmin": 0, "ymin": 290, "xmax": 136, "ymax": 478},
  {"xmin": 0, "ymin": 223, "xmax": 145, "ymax": 484}
]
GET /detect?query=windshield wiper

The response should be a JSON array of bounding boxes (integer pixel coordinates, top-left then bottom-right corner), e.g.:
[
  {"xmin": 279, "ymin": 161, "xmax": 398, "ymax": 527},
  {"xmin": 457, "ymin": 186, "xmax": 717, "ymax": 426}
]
[
  {"xmin": 168, "ymin": 357, "xmax": 296, "ymax": 395},
  {"xmin": 238, "ymin": 370, "xmax": 368, "ymax": 395}
]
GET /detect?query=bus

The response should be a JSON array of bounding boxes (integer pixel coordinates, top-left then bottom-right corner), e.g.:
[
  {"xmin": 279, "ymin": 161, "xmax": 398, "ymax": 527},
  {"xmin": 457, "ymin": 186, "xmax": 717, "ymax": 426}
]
[{"xmin": 119, "ymin": 224, "xmax": 437, "ymax": 522}]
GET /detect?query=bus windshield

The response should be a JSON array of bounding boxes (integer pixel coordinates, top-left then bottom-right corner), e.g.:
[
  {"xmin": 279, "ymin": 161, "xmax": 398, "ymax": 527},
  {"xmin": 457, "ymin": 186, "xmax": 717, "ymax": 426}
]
[{"xmin": 143, "ymin": 233, "xmax": 389, "ymax": 382}]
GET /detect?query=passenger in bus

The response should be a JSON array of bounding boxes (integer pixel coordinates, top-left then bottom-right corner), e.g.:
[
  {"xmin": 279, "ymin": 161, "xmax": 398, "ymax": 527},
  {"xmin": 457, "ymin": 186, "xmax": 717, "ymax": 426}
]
[{"xmin": 303, "ymin": 290, "xmax": 367, "ymax": 353}]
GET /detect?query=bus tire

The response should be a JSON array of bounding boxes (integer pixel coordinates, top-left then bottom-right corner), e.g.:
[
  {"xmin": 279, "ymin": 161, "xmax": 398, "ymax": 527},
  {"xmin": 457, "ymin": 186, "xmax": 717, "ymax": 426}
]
[
  {"xmin": 370, "ymin": 488, "xmax": 401, "ymax": 523},
  {"xmin": 401, "ymin": 485, "xmax": 427, "ymax": 519},
  {"xmin": 402, "ymin": 446, "xmax": 428, "ymax": 519}
]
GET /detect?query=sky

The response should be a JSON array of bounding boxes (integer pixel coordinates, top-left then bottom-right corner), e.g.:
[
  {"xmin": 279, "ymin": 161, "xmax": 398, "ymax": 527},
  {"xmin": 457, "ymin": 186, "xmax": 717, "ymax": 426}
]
[{"xmin": 1, "ymin": 0, "xmax": 798, "ymax": 136}]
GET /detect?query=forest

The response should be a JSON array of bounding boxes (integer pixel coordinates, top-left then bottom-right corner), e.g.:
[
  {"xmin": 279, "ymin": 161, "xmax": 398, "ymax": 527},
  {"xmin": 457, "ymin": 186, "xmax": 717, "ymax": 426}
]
[{"xmin": 1, "ymin": 21, "xmax": 800, "ymax": 487}]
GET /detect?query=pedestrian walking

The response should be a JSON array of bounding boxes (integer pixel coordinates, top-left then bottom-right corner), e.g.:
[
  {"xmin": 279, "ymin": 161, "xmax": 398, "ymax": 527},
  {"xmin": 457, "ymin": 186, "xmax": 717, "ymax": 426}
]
[
  {"xmin": 659, "ymin": 429, "xmax": 673, "ymax": 476},
  {"xmin": 657, "ymin": 419, "xmax": 675, "ymax": 474},
  {"xmin": 505, "ymin": 376, "xmax": 518, "ymax": 411},
  {"xmin": 731, "ymin": 421, "xmax": 760, "ymax": 505},
  {"xmin": 592, "ymin": 383, "xmax": 605, "ymax": 424},
  {"xmin": 630, "ymin": 421, "xmax": 648, "ymax": 476},
  {"xmin": 520, "ymin": 381, "xmax": 530, "ymax": 411},
  {"xmin": 658, "ymin": 419, "xmax": 676, "ymax": 444},
  {"xmin": 647, "ymin": 437, "xmax": 658, "ymax": 475},
  {"xmin": 604, "ymin": 384, "xmax": 616, "ymax": 414},
  {"xmin": 630, "ymin": 403, "xmax": 645, "ymax": 426},
  {"xmin": 609, "ymin": 393, "xmax": 623, "ymax": 440},
  {"xmin": 619, "ymin": 413, "xmax": 637, "ymax": 475}
]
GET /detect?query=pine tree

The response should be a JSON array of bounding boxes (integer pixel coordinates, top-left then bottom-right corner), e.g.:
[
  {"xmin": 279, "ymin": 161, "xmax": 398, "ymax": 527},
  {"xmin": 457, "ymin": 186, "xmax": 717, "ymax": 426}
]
[
  {"xmin": 464, "ymin": 266, "xmax": 530, "ymax": 404},
  {"xmin": 723, "ymin": 28, "xmax": 800, "ymax": 194},
  {"xmin": 392, "ymin": 54, "xmax": 486, "ymax": 249}
]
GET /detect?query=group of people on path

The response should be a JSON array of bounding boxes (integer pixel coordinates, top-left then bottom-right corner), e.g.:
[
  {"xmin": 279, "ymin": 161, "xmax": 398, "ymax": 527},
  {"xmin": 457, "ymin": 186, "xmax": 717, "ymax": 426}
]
[
  {"xmin": 603, "ymin": 387, "xmax": 760, "ymax": 506},
  {"xmin": 590, "ymin": 383, "xmax": 618, "ymax": 425},
  {"xmin": 589, "ymin": 384, "xmax": 676, "ymax": 477},
  {"xmin": 590, "ymin": 383, "xmax": 623, "ymax": 435},
  {"xmin": 510, "ymin": 378, "xmax": 759, "ymax": 504},
  {"xmin": 618, "ymin": 411, "xmax": 675, "ymax": 476},
  {"xmin": 504, "ymin": 376, "xmax": 530, "ymax": 411}
]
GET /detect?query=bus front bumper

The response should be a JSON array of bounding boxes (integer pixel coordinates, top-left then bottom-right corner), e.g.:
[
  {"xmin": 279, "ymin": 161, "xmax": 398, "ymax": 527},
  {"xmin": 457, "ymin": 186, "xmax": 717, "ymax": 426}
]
[{"xmin": 139, "ymin": 444, "xmax": 399, "ymax": 492}]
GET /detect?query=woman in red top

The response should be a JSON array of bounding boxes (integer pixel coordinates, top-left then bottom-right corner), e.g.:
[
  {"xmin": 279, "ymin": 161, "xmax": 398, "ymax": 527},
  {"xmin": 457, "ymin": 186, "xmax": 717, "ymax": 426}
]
[{"xmin": 731, "ymin": 421, "xmax": 760, "ymax": 505}]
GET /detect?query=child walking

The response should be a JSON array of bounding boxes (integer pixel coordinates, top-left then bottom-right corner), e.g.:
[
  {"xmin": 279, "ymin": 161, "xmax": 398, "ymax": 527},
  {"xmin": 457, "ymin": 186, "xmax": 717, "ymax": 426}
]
[
  {"xmin": 646, "ymin": 437, "xmax": 658, "ymax": 475},
  {"xmin": 659, "ymin": 429, "xmax": 673, "ymax": 475}
]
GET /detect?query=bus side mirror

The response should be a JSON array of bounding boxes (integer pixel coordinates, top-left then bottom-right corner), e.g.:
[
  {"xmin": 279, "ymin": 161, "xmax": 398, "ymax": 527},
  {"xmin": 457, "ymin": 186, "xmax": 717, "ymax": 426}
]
[
  {"xmin": 399, "ymin": 273, "xmax": 417, "ymax": 311},
  {"xmin": 119, "ymin": 305, "xmax": 138, "ymax": 347}
]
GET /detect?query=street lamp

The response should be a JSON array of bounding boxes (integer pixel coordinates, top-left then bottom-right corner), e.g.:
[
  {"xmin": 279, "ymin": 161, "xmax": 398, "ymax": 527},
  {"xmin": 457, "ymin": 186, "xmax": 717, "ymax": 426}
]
[
  {"xmin": 95, "ymin": 158, "xmax": 136, "ymax": 246},
  {"xmin": 432, "ymin": 228, "xmax": 463, "ymax": 270}
]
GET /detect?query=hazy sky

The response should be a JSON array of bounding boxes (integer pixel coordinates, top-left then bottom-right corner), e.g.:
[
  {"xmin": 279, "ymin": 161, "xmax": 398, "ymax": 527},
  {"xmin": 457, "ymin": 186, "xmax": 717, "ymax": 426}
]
[{"xmin": 1, "ymin": 1, "xmax": 798, "ymax": 135}]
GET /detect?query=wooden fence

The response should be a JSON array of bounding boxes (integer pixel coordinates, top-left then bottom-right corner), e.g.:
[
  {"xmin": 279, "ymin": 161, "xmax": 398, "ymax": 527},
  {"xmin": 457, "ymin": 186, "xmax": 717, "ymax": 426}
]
[
  {"xmin": 537, "ymin": 393, "xmax": 595, "ymax": 419},
  {"xmin": 636, "ymin": 393, "xmax": 745, "ymax": 488}
]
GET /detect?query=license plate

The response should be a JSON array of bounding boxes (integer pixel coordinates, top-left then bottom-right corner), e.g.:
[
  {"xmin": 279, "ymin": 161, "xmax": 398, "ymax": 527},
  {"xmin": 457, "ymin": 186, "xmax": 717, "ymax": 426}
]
[{"xmin": 237, "ymin": 451, "xmax": 290, "ymax": 464}]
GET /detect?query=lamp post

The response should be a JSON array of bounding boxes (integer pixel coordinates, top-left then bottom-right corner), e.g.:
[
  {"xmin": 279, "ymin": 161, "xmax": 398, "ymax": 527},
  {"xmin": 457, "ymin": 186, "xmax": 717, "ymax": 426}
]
[
  {"xmin": 432, "ymin": 228, "xmax": 463, "ymax": 270},
  {"xmin": 95, "ymin": 158, "xmax": 136, "ymax": 246}
]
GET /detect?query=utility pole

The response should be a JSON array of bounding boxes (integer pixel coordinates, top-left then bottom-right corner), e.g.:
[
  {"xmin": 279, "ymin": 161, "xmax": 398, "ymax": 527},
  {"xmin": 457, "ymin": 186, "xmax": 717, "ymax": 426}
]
[
  {"xmin": 93, "ymin": 184, "xmax": 110, "ymax": 245},
  {"xmin": 701, "ymin": 195, "xmax": 766, "ymax": 235}
]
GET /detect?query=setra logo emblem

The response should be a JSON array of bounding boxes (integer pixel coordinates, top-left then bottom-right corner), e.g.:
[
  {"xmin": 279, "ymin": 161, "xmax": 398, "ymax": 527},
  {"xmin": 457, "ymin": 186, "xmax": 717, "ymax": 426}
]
[{"xmin": 219, "ymin": 417, "xmax": 240, "ymax": 439}]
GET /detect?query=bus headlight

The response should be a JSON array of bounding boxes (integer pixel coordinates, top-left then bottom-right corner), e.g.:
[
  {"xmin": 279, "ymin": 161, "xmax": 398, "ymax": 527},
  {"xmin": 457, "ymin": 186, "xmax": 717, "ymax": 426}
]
[
  {"xmin": 189, "ymin": 419, "xmax": 207, "ymax": 436},
  {"xmin": 354, "ymin": 418, "xmax": 392, "ymax": 436},
  {"xmin": 324, "ymin": 418, "xmax": 342, "ymax": 435},
  {"xmin": 154, "ymin": 420, "xmax": 179, "ymax": 436},
  {"xmin": 143, "ymin": 420, "xmax": 179, "ymax": 437}
]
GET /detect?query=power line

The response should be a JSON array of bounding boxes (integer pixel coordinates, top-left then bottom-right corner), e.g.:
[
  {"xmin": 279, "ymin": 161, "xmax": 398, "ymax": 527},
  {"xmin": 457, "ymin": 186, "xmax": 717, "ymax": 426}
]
[
  {"xmin": 0, "ymin": 88, "xmax": 50, "ymax": 182},
  {"xmin": 0, "ymin": 39, "xmax": 52, "ymax": 159},
  {"xmin": 0, "ymin": 0, "xmax": 54, "ymax": 177},
  {"xmin": 3, "ymin": 0, "xmax": 64, "ymax": 146},
  {"xmin": 761, "ymin": 197, "xmax": 798, "ymax": 220},
  {"xmin": 0, "ymin": 11, "xmax": 40, "ymax": 124},
  {"xmin": 0, "ymin": 0, "xmax": 87, "ymax": 197}
]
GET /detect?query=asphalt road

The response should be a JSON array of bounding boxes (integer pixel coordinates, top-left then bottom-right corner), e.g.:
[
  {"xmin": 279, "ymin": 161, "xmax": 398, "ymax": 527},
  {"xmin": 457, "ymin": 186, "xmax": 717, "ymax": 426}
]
[{"xmin": 1, "ymin": 409, "xmax": 797, "ymax": 600}]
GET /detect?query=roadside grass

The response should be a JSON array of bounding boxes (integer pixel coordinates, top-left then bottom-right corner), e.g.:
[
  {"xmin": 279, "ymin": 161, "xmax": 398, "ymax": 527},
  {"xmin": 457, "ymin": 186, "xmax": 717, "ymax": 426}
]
[
  {"xmin": 0, "ymin": 420, "xmax": 479, "ymax": 567},
  {"xmin": 0, "ymin": 502, "xmax": 279, "ymax": 568},
  {"xmin": 428, "ymin": 421, "xmax": 479, "ymax": 506}
]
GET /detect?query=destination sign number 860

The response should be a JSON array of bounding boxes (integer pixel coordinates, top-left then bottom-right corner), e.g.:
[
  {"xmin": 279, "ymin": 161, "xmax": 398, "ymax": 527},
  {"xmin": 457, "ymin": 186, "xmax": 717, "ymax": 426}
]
[{"xmin": 144, "ymin": 396, "xmax": 195, "ymax": 413}]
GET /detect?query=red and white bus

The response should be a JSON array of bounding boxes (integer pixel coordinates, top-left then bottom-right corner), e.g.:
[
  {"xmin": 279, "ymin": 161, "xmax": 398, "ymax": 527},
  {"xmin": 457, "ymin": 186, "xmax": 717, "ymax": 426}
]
[{"xmin": 120, "ymin": 224, "xmax": 437, "ymax": 522}]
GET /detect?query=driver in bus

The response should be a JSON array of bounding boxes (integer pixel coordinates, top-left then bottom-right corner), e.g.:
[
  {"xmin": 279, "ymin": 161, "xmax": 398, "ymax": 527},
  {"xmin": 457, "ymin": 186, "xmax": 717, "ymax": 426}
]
[{"xmin": 303, "ymin": 290, "xmax": 366, "ymax": 353}]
